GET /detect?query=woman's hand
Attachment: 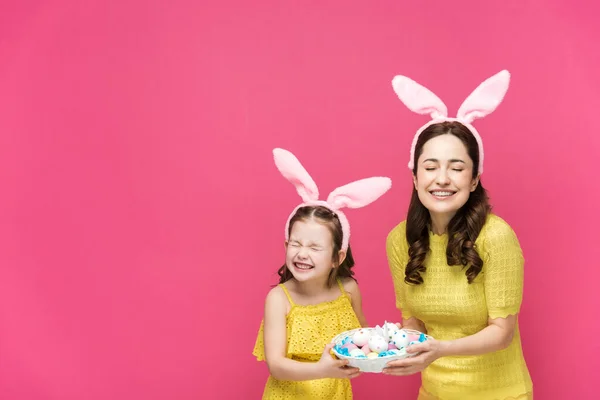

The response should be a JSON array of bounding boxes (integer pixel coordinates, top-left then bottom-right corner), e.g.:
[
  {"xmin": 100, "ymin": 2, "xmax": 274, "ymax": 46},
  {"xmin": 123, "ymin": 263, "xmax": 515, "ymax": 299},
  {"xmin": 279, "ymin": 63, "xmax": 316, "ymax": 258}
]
[
  {"xmin": 382, "ymin": 338, "xmax": 447, "ymax": 376},
  {"xmin": 316, "ymin": 343, "xmax": 361, "ymax": 379}
]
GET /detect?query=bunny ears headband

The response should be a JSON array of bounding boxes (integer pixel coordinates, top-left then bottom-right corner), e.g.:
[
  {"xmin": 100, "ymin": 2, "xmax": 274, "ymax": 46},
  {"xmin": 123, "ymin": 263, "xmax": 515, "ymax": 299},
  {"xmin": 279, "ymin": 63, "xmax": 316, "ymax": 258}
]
[
  {"xmin": 391, "ymin": 70, "xmax": 511, "ymax": 174},
  {"xmin": 273, "ymin": 148, "xmax": 392, "ymax": 252}
]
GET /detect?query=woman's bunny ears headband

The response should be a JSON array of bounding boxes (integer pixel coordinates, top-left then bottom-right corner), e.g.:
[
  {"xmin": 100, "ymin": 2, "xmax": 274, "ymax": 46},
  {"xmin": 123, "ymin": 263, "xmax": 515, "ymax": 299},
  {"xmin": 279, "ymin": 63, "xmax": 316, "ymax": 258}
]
[
  {"xmin": 391, "ymin": 70, "xmax": 511, "ymax": 174},
  {"xmin": 273, "ymin": 148, "xmax": 392, "ymax": 252}
]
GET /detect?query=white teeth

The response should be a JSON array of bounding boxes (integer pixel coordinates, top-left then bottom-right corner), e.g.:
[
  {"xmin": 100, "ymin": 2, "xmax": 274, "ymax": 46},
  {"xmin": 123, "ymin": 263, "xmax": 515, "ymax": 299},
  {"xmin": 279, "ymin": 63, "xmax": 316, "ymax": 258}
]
[
  {"xmin": 431, "ymin": 191, "xmax": 454, "ymax": 197},
  {"xmin": 295, "ymin": 263, "xmax": 313, "ymax": 270}
]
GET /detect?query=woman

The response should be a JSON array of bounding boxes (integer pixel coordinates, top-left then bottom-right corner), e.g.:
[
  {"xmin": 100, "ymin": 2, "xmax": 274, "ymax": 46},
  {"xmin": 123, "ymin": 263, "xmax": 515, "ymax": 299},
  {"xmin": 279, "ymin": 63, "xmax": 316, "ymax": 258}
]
[{"xmin": 383, "ymin": 71, "xmax": 533, "ymax": 400}]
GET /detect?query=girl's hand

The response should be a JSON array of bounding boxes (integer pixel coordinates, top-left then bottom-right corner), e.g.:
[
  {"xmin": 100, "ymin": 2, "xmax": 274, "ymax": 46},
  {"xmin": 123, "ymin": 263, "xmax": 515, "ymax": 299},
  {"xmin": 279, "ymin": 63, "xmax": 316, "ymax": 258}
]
[
  {"xmin": 317, "ymin": 344, "xmax": 361, "ymax": 379},
  {"xmin": 382, "ymin": 338, "xmax": 446, "ymax": 376}
]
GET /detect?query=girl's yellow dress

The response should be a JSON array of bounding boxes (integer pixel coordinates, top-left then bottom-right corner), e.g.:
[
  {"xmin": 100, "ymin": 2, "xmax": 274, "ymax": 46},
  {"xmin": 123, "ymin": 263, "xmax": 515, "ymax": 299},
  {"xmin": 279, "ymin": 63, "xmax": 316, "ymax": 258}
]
[
  {"xmin": 253, "ymin": 279, "xmax": 361, "ymax": 400},
  {"xmin": 387, "ymin": 214, "xmax": 533, "ymax": 400}
]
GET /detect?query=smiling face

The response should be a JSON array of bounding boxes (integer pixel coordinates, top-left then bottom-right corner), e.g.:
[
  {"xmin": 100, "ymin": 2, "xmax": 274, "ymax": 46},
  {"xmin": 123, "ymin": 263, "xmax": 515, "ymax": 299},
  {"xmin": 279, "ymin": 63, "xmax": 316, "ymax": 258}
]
[
  {"xmin": 278, "ymin": 205, "xmax": 354, "ymax": 287},
  {"xmin": 412, "ymin": 125, "xmax": 481, "ymax": 225},
  {"xmin": 285, "ymin": 218, "xmax": 341, "ymax": 284}
]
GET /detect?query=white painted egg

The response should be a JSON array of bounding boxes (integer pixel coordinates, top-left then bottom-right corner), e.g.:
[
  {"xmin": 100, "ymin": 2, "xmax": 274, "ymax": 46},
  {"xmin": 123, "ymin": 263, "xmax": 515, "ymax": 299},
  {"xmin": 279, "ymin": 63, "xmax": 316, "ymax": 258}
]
[
  {"xmin": 368, "ymin": 335, "xmax": 388, "ymax": 353},
  {"xmin": 349, "ymin": 348, "xmax": 366, "ymax": 358},
  {"xmin": 352, "ymin": 329, "xmax": 371, "ymax": 347},
  {"xmin": 391, "ymin": 329, "xmax": 410, "ymax": 348}
]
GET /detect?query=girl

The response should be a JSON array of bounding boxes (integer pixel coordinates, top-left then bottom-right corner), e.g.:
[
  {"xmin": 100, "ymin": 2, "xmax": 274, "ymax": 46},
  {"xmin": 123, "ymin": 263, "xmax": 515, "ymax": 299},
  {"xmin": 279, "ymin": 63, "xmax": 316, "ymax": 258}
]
[
  {"xmin": 383, "ymin": 71, "xmax": 533, "ymax": 399},
  {"xmin": 253, "ymin": 148, "xmax": 391, "ymax": 399}
]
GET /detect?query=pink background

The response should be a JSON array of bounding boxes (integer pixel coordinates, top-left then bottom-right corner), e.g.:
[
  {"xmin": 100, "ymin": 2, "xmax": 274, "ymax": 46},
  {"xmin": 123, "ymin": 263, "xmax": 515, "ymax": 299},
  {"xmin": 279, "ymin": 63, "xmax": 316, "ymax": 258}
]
[{"xmin": 1, "ymin": 1, "xmax": 598, "ymax": 399}]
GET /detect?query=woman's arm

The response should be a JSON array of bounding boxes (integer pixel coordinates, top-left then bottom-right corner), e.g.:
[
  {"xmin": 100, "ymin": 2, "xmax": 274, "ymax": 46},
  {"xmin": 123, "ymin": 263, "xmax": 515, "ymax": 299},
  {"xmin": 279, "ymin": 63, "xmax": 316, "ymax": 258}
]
[
  {"xmin": 386, "ymin": 225, "xmax": 426, "ymax": 333},
  {"xmin": 401, "ymin": 316, "xmax": 427, "ymax": 334},
  {"xmin": 439, "ymin": 315, "xmax": 516, "ymax": 356},
  {"xmin": 383, "ymin": 315, "xmax": 516, "ymax": 376}
]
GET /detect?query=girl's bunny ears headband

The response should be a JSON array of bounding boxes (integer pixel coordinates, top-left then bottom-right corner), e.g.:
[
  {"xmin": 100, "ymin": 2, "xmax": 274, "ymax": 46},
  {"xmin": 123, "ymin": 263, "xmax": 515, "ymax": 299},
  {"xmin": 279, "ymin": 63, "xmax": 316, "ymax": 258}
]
[
  {"xmin": 273, "ymin": 148, "xmax": 392, "ymax": 252},
  {"xmin": 391, "ymin": 70, "xmax": 511, "ymax": 175}
]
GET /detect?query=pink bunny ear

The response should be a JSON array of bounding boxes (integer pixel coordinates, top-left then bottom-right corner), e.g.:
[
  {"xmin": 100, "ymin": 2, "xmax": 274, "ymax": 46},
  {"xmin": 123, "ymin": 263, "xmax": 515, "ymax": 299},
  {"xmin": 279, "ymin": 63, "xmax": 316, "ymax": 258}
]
[
  {"xmin": 457, "ymin": 70, "xmax": 511, "ymax": 123},
  {"xmin": 273, "ymin": 148, "xmax": 319, "ymax": 202},
  {"xmin": 326, "ymin": 177, "xmax": 392, "ymax": 210},
  {"xmin": 392, "ymin": 75, "xmax": 448, "ymax": 119}
]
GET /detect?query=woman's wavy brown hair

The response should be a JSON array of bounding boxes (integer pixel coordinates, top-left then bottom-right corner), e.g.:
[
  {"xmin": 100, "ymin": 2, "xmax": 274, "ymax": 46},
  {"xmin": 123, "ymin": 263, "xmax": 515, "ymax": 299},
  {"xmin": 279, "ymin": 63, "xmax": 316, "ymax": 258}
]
[
  {"xmin": 278, "ymin": 205, "xmax": 356, "ymax": 287},
  {"xmin": 405, "ymin": 121, "xmax": 491, "ymax": 285}
]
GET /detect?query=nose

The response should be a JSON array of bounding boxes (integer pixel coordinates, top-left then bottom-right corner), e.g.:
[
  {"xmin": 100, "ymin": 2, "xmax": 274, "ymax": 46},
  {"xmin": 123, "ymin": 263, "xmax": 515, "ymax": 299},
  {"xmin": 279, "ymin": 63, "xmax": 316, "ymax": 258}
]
[
  {"xmin": 436, "ymin": 168, "xmax": 450, "ymax": 185},
  {"xmin": 297, "ymin": 246, "xmax": 309, "ymax": 259}
]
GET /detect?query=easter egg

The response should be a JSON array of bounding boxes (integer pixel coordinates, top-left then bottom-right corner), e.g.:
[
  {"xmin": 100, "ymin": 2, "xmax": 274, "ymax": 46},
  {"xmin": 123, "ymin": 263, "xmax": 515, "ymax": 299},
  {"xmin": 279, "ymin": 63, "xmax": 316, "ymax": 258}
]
[
  {"xmin": 352, "ymin": 329, "xmax": 371, "ymax": 347},
  {"xmin": 367, "ymin": 352, "xmax": 379, "ymax": 359},
  {"xmin": 391, "ymin": 329, "xmax": 410, "ymax": 349},
  {"xmin": 342, "ymin": 343, "xmax": 358, "ymax": 351},
  {"xmin": 368, "ymin": 335, "xmax": 388, "ymax": 353},
  {"xmin": 349, "ymin": 348, "xmax": 366, "ymax": 358},
  {"xmin": 360, "ymin": 344, "xmax": 370, "ymax": 355}
]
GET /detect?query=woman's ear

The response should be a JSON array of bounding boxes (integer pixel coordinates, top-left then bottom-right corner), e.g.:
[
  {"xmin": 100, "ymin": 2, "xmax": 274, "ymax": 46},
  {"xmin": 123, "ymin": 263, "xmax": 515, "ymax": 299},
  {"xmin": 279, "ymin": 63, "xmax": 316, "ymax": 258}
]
[
  {"xmin": 471, "ymin": 174, "xmax": 481, "ymax": 192},
  {"xmin": 413, "ymin": 174, "xmax": 418, "ymax": 190}
]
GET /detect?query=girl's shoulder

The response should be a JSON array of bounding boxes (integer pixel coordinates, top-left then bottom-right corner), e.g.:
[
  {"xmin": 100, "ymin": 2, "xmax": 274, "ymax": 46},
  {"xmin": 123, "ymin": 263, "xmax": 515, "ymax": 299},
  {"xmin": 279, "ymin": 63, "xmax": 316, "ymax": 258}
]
[
  {"xmin": 339, "ymin": 276, "xmax": 359, "ymax": 295},
  {"xmin": 265, "ymin": 283, "xmax": 286, "ymax": 300},
  {"xmin": 265, "ymin": 282, "xmax": 294, "ymax": 313}
]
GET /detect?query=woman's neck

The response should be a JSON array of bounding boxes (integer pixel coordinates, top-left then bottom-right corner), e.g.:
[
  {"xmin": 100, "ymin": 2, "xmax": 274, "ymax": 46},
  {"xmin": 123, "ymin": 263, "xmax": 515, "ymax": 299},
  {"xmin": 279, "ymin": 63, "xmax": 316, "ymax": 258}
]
[{"xmin": 429, "ymin": 212, "xmax": 455, "ymax": 235}]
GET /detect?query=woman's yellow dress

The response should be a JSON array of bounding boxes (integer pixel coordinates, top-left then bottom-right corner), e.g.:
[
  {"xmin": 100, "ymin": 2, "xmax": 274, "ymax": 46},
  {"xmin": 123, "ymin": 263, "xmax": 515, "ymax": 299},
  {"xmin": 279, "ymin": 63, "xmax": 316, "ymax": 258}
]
[{"xmin": 387, "ymin": 215, "xmax": 533, "ymax": 400}]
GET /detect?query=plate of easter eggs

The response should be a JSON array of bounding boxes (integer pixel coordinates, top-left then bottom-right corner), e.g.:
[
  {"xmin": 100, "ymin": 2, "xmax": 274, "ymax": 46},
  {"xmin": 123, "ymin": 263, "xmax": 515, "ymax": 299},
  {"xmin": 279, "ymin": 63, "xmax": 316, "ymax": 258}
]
[{"xmin": 331, "ymin": 322, "xmax": 432, "ymax": 373}]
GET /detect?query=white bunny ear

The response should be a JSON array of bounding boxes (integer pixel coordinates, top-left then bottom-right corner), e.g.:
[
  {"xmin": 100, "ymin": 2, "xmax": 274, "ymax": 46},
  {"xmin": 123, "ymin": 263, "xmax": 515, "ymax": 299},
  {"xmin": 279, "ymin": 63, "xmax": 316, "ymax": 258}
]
[
  {"xmin": 326, "ymin": 177, "xmax": 392, "ymax": 210},
  {"xmin": 392, "ymin": 75, "xmax": 448, "ymax": 119},
  {"xmin": 457, "ymin": 70, "xmax": 511, "ymax": 123},
  {"xmin": 273, "ymin": 148, "xmax": 319, "ymax": 202}
]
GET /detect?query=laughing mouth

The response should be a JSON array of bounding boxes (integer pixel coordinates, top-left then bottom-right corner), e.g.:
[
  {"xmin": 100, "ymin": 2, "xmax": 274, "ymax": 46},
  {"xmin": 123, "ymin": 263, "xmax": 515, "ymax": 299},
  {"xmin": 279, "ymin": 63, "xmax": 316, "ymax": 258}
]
[
  {"xmin": 294, "ymin": 262, "xmax": 314, "ymax": 270},
  {"xmin": 430, "ymin": 190, "xmax": 456, "ymax": 198}
]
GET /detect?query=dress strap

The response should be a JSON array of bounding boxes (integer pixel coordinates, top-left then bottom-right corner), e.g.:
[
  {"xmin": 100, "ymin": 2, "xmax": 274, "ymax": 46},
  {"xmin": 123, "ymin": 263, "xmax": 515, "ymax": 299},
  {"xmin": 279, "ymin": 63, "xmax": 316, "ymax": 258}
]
[
  {"xmin": 336, "ymin": 278, "xmax": 347, "ymax": 295},
  {"xmin": 278, "ymin": 284, "xmax": 295, "ymax": 306}
]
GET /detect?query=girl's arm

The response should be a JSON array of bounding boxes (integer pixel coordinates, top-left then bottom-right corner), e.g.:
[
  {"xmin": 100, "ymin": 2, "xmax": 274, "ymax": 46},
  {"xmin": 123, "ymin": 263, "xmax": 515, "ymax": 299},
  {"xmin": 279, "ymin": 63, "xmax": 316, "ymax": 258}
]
[
  {"xmin": 263, "ymin": 286, "xmax": 359, "ymax": 381},
  {"xmin": 343, "ymin": 278, "xmax": 368, "ymax": 327}
]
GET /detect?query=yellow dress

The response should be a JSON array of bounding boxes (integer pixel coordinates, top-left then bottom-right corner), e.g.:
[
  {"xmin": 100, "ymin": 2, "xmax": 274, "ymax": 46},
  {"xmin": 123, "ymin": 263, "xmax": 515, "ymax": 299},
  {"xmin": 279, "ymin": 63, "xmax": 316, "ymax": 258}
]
[
  {"xmin": 253, "ymin": 279, "xmax": 361, "ymax": 400},
  {"xmin": 387, "ymin": 215, "xmax": 533, "ymax": 400}
]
